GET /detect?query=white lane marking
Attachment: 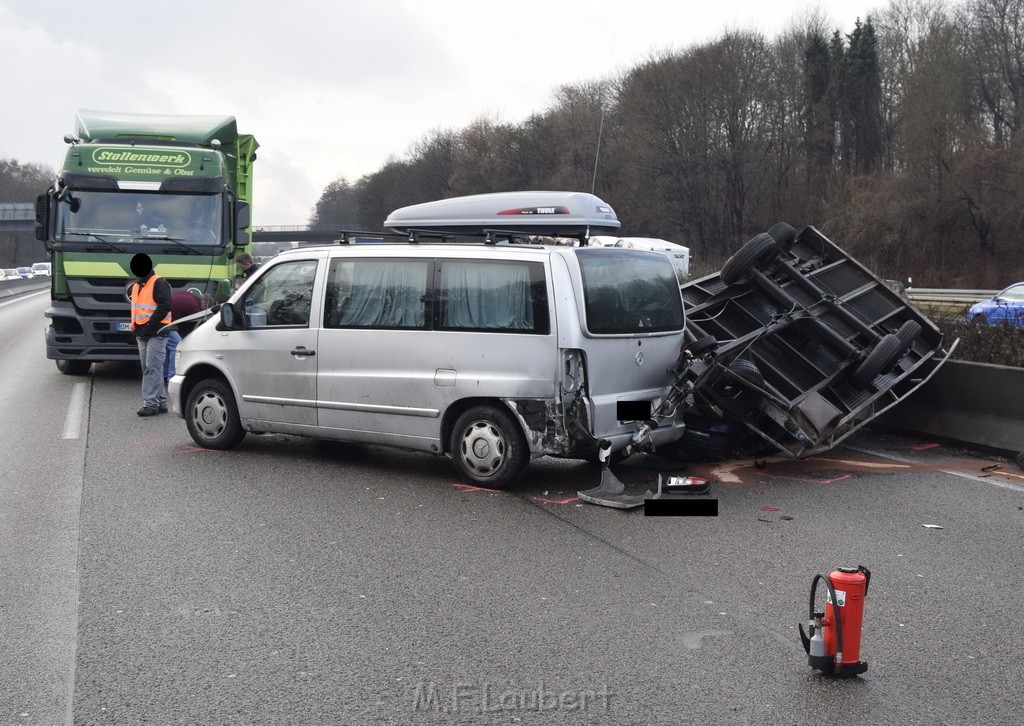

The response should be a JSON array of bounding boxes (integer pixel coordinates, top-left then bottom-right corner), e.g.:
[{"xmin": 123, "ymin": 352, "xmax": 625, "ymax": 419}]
[
  {"xmin": 844, "ymin": 445, "xmax": 1024, "ymax": 493},
  {"xmin": 62, "ymin": 382, "xmax": 87, "ymax": 439}
]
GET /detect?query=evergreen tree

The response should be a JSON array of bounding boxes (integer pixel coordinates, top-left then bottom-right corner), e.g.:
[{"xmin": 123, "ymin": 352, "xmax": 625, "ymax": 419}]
[
  {"xmin": 846, "ymin": 18, "xmax": 885, "ymax": 174},
  {"xmin": 804, "ymin": 30, "xmax": 835, "ymax": 189}
]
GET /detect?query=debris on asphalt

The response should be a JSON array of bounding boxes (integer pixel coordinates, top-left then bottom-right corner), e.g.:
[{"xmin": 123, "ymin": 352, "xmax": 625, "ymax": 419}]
[
  {"xmin": 922, "ymin": 524, "xmax": 944, "ymax": 529},
  {"xmin": 981, "ymin": 464, "xmax": 1001, "ymax": 472},
  {"xmin": 662, "ymin": 475, "xmax": 711, "ymax": 494}
]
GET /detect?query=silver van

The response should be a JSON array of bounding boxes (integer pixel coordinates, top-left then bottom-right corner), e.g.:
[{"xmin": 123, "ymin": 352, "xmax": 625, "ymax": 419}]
[{"xmin": 169, "ymin": 192, "xmax": 689, "ymax": 487}]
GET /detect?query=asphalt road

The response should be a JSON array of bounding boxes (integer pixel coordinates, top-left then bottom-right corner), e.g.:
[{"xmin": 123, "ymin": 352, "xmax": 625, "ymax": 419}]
[{"xmin": 2, "ymin": 292, "xmax": 1022, "ymax": 726}]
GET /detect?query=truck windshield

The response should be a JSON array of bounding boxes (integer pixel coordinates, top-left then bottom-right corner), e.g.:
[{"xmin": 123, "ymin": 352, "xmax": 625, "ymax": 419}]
[
  {"xmin": 576, "ymin": 248, "xmax": 685, "ymax": 335},
  {"xmin": 54, "ymin": 190, "xmax": 222, "ymax": 247}
]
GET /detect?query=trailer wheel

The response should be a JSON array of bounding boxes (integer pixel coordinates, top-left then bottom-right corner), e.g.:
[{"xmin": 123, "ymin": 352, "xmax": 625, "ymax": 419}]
[
  {"xmin": 720, "ymin": 233, "xmax": 777, "ymax": 285},
  {"xmin": 850, "ymin": 333, "xmax": 907, "ymax": 389},
  {"xmin": 767, "ymin": 222, "xmax": 797, "ymax": 254},
  {"xmin": 450, "ymin": 405, "xmax": 530, "ymax": 489},
  {"xmin": 686, "ymin": 334, "xmax": 718, "ymax": 358},
  {"xmin": 56, "ymin": 359, "xmax": 92, "ymax": 376},
  {"xmin": 895, "ymin": 319, "xmax": 922, "ymax": 346},
  {"xmin": 698, "ymin": 358, "xmax": 764, "ymax": 420},
  {"xmin": 185, "ymin": 378, "xmax": 246, "ymax": 450}
]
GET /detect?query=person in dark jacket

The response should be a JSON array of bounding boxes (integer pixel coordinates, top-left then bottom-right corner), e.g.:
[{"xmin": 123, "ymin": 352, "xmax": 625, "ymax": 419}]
[
  {"xmin": 164, "ymin": 289, "xmax": 207, "ymax": 384},
  {"xmin": 129, "ymin": 253, "xmax": 172, "ymax": 416},
  {"xmin": 237, "ymin": 252, "xmax": 261, "ymax": 278}
]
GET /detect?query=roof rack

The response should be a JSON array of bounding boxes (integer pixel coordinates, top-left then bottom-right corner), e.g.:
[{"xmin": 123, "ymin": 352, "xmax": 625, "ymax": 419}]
[{"xmin": 327, "ymin": 228, "xmax": 551, "ymax": 246}]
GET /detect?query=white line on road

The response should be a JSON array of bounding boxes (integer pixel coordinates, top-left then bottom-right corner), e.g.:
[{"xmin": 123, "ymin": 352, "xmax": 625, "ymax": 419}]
[
  {"xmin": 62, "ymin": 382, "xmax": 87, "ymax": 440},
  {"xmin": 844, "ymin": 444, "xmax": 1024, "ymax": 493}
]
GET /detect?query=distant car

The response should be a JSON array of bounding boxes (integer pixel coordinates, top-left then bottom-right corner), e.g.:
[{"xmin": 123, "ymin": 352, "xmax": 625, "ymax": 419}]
[
  {"xmin": 968, "ymin": 282, "xmax": 1024, "ymax": 327},
  {"xmin": 15, "ymin": 267, "xmax": 34, "ymax": 279},
  {"xmin": 31, "ymin": 262, "xmax": 51, "ymax": 276},
  {"xmin": 1, "ymin": 268, "xmax": 16, "ymax": 281}
]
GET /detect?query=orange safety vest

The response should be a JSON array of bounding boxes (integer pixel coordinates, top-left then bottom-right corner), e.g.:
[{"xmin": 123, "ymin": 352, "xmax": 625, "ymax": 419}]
[{"xmin": 131, "ymin": 275, "xmax": 172, "ymax": 330}]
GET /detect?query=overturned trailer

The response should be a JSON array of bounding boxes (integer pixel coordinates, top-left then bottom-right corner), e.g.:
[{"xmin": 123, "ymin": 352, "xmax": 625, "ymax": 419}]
[
  {"xmin": 578, "ymin": 221, "xmax": 954, "ymax": 507},
  {"xmin": 661, "ymin": 223, "xmax": 954, "ymax": 460}
]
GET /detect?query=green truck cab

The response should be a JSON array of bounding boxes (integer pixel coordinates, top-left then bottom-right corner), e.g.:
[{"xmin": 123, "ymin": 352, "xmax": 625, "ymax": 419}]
[{"xmin": 34, "ymin": 109, "xmax": 258, "ymax": 375}]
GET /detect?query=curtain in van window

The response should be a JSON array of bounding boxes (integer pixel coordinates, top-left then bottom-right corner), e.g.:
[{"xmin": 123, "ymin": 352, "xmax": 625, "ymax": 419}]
[
  {"xmin": 336, "ymin": 260, "xmax": 428, "ymax": 328},
  {"xmin": 439, "ymin": 261, "xmax": 533, "ymax": 331}
]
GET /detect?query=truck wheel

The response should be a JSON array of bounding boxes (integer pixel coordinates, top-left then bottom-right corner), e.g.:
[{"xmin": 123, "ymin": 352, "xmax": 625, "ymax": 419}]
[
  {"xmin": 56, "ymin": 359, "xmax": 92, "ymax": 376},
  {"xmin": 850, "ymin": 333, "xmax": 907, "ymax": 389},
  {"xmin": 185, "ymin": 378, "xmax": 246, "ymax": 450},
  {"xmin": 450, "ymin": 405, "xmax": 530, "ymax": 489},
  {"xmin": 720, "ymin": 233, "xmax": 777, "ymax": 286}
]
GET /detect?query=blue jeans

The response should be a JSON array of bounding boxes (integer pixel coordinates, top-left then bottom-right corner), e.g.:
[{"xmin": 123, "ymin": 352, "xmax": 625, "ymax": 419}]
[
  {"xmin": 164, "ymin": 330, "xmax": 182, "ymax": 381},
  {"xmin": 137, "ymin": 335, "xmax": 169, "ymax": 410}
]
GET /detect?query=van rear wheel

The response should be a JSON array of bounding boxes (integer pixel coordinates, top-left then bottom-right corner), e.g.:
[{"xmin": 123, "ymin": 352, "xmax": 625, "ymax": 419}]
[
  {"xmin": 185, "ymin": 378, "xmax": 246, "ymax": 450},
  {"xmin": 450, "ymin": 405, "xmax": 530, "ymax": 489}
]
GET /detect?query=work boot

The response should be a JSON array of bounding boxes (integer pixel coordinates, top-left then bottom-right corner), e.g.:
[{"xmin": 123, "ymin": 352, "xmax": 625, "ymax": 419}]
[{"xmin": 137, "ymin": 405, "xmax": 160, "ymax": 417}]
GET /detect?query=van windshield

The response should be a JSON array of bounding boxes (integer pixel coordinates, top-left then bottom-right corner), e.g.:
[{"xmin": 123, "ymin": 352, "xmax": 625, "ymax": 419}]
[{"xmin": 576, "ymin": 249, "xmax": 684, "ymax": 335}]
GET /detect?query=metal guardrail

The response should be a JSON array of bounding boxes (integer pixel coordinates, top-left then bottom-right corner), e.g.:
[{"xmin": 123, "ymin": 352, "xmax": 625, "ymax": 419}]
[{"xmin": 907, "ymin": 288, "xmax": 998, "ymax": 306}]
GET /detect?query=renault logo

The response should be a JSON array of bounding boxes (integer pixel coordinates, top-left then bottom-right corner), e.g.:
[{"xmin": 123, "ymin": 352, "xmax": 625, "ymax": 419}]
[{"xmin": 635, "ymin": 351, "xmax": 644, "ymax": 366}]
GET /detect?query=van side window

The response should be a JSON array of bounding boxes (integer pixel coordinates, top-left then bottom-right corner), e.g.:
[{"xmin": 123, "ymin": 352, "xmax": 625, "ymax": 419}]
[
  {"xmin": 241, "ymin": 259, "xmax": 317, "ymax": 328},
  {"xmin": 325, "ymin": 259, "xmax": 429, "ymax": 329},
  {"xmin": 436, "ymin": 260, "xmax": 549, "ymax": 334}
]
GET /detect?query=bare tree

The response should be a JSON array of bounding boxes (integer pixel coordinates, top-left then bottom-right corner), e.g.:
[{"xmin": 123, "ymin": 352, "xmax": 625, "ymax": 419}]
[
  {"xmin": 967, "ymin": 0, "xmax": 1024, "ymax": 144},
  {"xmin": 309, "ymin": 176, "xmax": 362, "ymax": 227}
]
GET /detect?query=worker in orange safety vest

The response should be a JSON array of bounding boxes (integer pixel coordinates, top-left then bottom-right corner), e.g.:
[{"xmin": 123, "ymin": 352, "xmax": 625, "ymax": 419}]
[{"xmin": 129, "ymin": 253, "xmax": 173, "ymax": 416}]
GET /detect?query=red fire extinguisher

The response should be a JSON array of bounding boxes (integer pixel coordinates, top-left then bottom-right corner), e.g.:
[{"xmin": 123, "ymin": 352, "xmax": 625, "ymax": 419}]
[{"xmin": 799, "ymin": 565, "xmax": 871, "ymax": 677}]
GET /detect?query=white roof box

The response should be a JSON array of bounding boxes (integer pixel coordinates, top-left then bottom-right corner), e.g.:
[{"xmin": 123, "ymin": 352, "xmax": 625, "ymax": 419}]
[{"xmin": 384, "ymin": 191, "xmax": 620, "ymax": 236}]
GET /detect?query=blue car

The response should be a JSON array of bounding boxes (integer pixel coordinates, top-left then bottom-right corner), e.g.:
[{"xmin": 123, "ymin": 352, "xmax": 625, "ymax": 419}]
[{"xmin": 968, "ymin": 282, "xmax": 1024, "ymax": 327}]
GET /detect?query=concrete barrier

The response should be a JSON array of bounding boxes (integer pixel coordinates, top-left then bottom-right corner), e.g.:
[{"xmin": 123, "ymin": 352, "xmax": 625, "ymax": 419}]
[
  {"xmin": 0, "ymin": 277, "xmax": 49, "ymax": 299},
  {"xmin": 875, "ymin": 359, "xmax": 1024, "ymax": 454}
]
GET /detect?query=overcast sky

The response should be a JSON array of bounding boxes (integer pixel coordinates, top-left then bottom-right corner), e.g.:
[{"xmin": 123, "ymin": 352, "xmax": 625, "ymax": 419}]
[{"xmin": 1, "ymin": 0, "xmax": 883, "ymax": 226}]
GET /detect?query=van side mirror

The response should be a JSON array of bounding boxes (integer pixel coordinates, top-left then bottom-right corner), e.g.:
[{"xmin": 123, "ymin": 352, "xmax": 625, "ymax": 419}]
[{"xmin": 219, "ymin": 302, "xmax": 244, "ymax": 330}]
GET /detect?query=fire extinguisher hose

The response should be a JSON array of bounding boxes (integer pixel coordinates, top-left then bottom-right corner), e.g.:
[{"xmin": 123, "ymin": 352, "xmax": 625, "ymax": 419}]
[{"xmin": 809, "ymin": 573, "xmax": 845, "ymax": 663}]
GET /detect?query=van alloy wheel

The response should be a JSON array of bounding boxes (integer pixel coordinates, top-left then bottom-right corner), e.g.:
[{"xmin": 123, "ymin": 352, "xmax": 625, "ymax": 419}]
[
  {"xmin": 450, "ymin": 405, "xmax": 530, "ymax": 489},
  {"xmin": 185, "ymin": 378, "xmax": 246, "ymax": 450}
]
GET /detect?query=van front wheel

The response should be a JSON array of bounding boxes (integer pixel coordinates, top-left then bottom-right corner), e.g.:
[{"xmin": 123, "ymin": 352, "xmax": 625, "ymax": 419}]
[
  {"xmin": 450, "ymin": 405, "xmax": 530, "ymax": 489},
  {"xmin": 185, "ymin": 378, "xmax": 246, "ymax": 450}
]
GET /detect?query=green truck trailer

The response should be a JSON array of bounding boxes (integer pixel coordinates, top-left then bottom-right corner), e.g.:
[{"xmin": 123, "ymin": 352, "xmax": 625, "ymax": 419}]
[{"xmin": 34, "ymin": 109, "xmax": 258, "ymax": 374}]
